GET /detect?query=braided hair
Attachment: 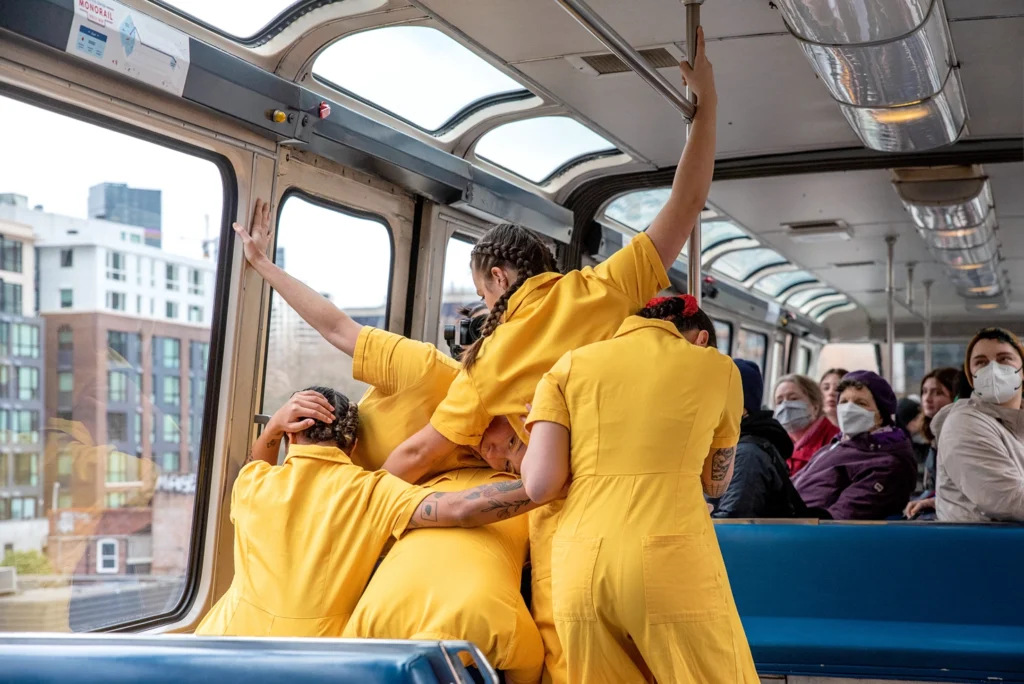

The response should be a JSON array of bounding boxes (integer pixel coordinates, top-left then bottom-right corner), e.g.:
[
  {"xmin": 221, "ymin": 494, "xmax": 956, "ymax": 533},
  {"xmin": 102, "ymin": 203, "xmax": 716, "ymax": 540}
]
[
  {"xmin": 638, "ymin": 294, "xmax": 718, "ymax": 349},
  {"xmin": 297, "ymin": 386, "xmax": 359, "ymax": 452},
  {"xmin": 461, "ymin": 224, "xmax": 557, "ymax": 369}
]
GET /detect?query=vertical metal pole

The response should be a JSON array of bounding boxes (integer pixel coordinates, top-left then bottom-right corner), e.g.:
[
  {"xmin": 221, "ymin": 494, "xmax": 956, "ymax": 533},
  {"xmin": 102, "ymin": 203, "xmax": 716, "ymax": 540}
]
[
  {"xmin": 684, "ymin": 0, "xmax": 703, "ymax": 304},
  {"xmin": 923, "ymin": 279, "xmax": 933, "ymax": 372},
  {"xmin": 885, "ymin": 235, "xmax": 897, "ymax": 383},
  {"xmin": 906, "ymin": 262, "xmax": 915, "ymax": 309}
]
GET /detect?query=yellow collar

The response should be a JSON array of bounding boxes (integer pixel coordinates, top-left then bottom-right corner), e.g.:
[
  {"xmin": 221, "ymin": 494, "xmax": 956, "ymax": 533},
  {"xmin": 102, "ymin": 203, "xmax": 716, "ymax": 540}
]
[
  {"xmin": 505, "ymin": 272, "xmax": 561, "ymax": 320},
  {"xmin": 613, "ymin": 316, "xmax": 686, "ymax": 340},
  {"xmin": 285, "ymin": 444, "xmax": 353, "ymax": 465}
]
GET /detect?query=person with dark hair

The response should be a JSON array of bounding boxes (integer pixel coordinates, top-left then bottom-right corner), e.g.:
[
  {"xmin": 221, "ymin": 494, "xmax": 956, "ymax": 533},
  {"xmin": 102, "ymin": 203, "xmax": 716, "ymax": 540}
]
[
  {"xmin": 711, "ymin": 359, "xmax": 804, "ymax": 519},
  {"xmin": 637, "ymin": 294, "xmax": 718, "ymax": 349},
  {"xmin": 791, "ymin": 371, "xmax": 918, "ymax": 520},
  {"xmin": 773, "ymin": 373, "xmax": 840, "ymax": 475},
  {"xmin": 518, "ymin": 290, "xmax": 758, "ymax": 684},
  {"xmin": 195, "ymin": 386, "xmax": 545, "ymax": 643},
  {"xmin": 819, "ymin": 367, "xmax": 848, "ymax": 428},
  {"xmin": 932, "ymin": 328, "xmax": 1024, "ymax": 523},
  {"xmin": 903, "ymin": 367, "xmax": 959, "ymax": 519}
]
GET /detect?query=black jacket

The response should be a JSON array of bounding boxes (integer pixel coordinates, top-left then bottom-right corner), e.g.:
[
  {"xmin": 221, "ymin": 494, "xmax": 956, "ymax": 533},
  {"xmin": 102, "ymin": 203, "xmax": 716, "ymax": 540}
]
[{"xmin": 711, "ymin": 410, "xmax": 802, "ymax": 518}]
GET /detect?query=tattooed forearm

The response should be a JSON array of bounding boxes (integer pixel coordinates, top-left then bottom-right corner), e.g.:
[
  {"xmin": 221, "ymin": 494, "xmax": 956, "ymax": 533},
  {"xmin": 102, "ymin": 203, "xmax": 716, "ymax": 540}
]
[
  {"xmin": 408, "ymin": 480, "xmax": 538, "ymax": 530},
  {"xmin": 703, "ymin": 446, "xmax": 735, "ymax": 498}
]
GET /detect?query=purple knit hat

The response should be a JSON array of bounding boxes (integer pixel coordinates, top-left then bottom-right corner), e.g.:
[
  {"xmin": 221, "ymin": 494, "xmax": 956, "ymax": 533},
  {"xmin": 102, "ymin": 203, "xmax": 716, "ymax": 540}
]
[{"xmin": 842, "ymin": 370, "xmax": 897, "ymax": 425}]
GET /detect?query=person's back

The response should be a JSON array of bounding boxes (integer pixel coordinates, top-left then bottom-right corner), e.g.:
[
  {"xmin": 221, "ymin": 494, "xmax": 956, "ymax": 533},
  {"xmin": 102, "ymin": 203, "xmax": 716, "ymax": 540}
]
[
  {"xmin": 715, "ymin": 414, "xmax": 798, "ymax": 519},
  {"xmin": 346, "ymin": 467, "xmax": 543, "ymax": 683}
]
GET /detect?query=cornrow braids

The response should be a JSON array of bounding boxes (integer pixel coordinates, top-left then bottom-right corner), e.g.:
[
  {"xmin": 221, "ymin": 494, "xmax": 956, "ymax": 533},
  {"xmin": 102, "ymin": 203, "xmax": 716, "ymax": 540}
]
[
  {"xmin": 638, "ymin": 294, "xmax": 718, "ymax": 349},
  {"xmin": 461, "ymin": 224, "xmax": 556, "ymax": 370},
  {"xmin": 298, "ymin": 386, "xmax": 359, "ymax": 452}
]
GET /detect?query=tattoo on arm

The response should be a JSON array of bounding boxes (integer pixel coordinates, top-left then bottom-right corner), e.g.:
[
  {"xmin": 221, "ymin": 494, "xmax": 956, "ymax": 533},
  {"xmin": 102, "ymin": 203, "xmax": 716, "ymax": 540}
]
[
  {"xmin": 408, "ymin": 480, "xmax": 535, "ymax": 529},
  {"xmin": 705, "ymin": 446, "xmax": 735, "ymax": 498}
]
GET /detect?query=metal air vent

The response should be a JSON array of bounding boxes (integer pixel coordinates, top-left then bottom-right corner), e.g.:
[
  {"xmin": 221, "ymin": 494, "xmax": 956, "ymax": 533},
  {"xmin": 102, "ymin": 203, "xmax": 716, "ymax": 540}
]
[
  {"xmin": 573, "ymin": 47, "xmax": 680, "ymax": 76},
  {"xmin": 784, "ymin": 220, "xmax": 852, "ymax": 243},
  {"xmin": 831, "ymin": 260, "xmax": 876, "ymax": 268}
]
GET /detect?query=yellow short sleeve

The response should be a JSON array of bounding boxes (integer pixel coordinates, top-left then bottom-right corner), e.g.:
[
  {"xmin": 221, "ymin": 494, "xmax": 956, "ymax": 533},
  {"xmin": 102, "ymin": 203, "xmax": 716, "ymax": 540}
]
[
  {"xmin": 353, "ymin": 327, "xmax": 440, "ymax": 396},
  {"xmin": 430, "ymin": 369, "xmax": 492, "ymax": 446},
  {"xmin": 230, "ymin": 460, "xmax": 271, "ymax": 524},
  {"xmin": 592, "ymin": 232, "xmax": 671, "ymax": 309},
  {"xmin": 711, "ymin": 361, "xmax": 743, "ymax": 449},
  {"xmin": 369, "ymin": 473, "xmax": 432, "ymax": 540},
  {"xmin": 526, "ymin": 352, "xmax": 572, "ymax": 431}
]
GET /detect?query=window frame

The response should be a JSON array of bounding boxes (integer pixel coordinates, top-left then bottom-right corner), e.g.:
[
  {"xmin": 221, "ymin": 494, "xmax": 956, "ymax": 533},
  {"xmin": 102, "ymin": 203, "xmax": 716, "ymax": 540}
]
[
  {"xmin": 96, "ymin": 538, "xmax": 119, "ymax": 575},
  {"xmin": 0, "ymin": 83, "xmax": 238, "ymax": 632},
  {"xmin": 148, "ymin": 0, "xmax": 327, "ymax": 45},
  {"xmin": 735, "ymin": 326, "xmax": 770, "ymax": 373},
  {"xmin": 712, "ymin": 318, "xmax": 734, "ymax": 356}
]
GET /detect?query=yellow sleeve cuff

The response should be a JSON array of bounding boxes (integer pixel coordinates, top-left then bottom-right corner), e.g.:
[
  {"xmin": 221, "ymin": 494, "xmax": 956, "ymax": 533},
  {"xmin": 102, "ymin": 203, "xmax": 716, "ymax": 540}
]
[
  {"xmin": 351, "ymin": 325, "xmax": 374, "ymax": 385},
  {"xmin": 392, "ymin": 489, "xmax": 432, "ymax": 540},
  {"xmin": 525, "ymin": 407, "xmax": 570, "ymax": 431},
  {"xmin": 636, "ymin": 231, "xmax": 672, "ymax": 293}
]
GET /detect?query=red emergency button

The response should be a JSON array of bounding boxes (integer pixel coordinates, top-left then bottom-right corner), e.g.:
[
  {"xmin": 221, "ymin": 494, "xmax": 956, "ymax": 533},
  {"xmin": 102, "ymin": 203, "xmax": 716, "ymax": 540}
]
[{"xmin": 318, "ymin": 102, "xmax": 331, "ymax": 119}]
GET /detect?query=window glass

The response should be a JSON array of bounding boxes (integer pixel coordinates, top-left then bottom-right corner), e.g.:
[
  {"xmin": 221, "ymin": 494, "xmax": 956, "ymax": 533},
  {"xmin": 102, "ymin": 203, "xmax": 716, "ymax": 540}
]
[
  {"xmin": 263, "ymin": 194, "xmax": 392, "ymax": 417},
  {"xmin": 712, "ymin": 248, "xmax": 788, "ymax": 282},
  {"xmin": 152, "ymin": 0, "xmax": 304, "ymax": 40},
  {"xmin": 314, "ymin": 26, "xmax": 526, "ymax": 133},
  {"xmin": 475, "ymin": 116, "xmax": 616, "ymax": 184},
  {"xmin": 436, "ymin": 236, "xmax": 479, "ymax": 354},
  {"xmin": 602, "ymin": 189, "xmax": 671, "ymax": 231},
  {"xmin": 816, "ymin": 343, "xmax": 880, "ymax": 378},
  {"xmin": 0, "ymin": 93, "xmax": 224, "ymax": 631},
  {"xmin": 787, "ymin": 287, "xmax": 837, "ymax": 309},
  {"xmin": 735, "ymin": 328, "xmax": 769, "ymax": 373},
  {"xmin": 701, "ymin": 221, "xmax": 747, "ymax": 253},
  {"xmin": 712, "ymin": 319, "xmax": 732, "ymax": 355},
  {"xmin": 753, "ymin": 270, "xmax": 818, "ymax": 298}
]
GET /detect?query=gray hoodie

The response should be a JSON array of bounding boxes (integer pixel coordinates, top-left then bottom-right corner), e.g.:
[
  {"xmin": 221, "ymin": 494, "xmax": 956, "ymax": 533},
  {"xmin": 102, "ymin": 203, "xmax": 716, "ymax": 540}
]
[{"xmin": 933, "ymin": 397, "xmax": 1024, "ymax": 522}]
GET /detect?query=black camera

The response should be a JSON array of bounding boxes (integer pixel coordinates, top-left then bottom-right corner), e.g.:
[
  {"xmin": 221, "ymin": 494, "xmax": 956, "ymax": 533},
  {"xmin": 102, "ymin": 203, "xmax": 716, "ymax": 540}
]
[{"xmin": 444, "ymin": 315, "xmax": 485, "ymax": 360}]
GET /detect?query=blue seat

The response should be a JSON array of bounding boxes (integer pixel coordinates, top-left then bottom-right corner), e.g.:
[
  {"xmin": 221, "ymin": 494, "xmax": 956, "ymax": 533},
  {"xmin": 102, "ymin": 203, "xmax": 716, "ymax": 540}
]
[{"xmin": 0, "ymin": 634, "xmax": 498, "ymax": 684}]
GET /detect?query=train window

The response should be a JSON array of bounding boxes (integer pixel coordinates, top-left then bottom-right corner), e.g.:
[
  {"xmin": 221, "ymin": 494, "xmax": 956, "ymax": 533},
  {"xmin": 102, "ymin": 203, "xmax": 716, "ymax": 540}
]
[
  {"xmin": 785, "ymin": 286, "xmax": 834, "ymax": 309},
  {"xmin": 797, "ymin": 345, "xmax": 813, "ymax": 375},
  {"xmin": 262, "ymin": 193, "xmax": 392, "ymax": 418},
  {"xmin": 152, "ymin": 1, "xmax": 305, "ymax": 41},
  {"xmin": 712, "ymin": 319, "xmax": 732, "ymax": 355},
  {"xmin": 603, "ymin": 188, "xmax": 670, "ymax": 230},
  {"xmin": 0, "ymin": 93, "xmax": 225, "ymax": 631},
  {"xmin": 314, "ymin": 26, "xmax": 526, "ymax": 133},
  {"xmin": 735, "ymin": 328, "xmax": 768, "ymax": 373},
  {"xmin": 701, "ymin": 221, "xmax": 747, "ymax": 253},
  {"xmin": 435, "ymin": 236, "xmax": 478, "ymax": 353},
  {"xmin": 753, "ymin": 270, "xmax": 818, "ymax": 298},
  {"xmin": 474, "ymin": 116, "xmax": 616, "ymax": 184},
  {"xmin": 817, "ymin": 343, "xmax": 880, "ymax": 376},
  {"xmin": 712, "ymin": 248, "xmax": 788, "ymax": 283}
]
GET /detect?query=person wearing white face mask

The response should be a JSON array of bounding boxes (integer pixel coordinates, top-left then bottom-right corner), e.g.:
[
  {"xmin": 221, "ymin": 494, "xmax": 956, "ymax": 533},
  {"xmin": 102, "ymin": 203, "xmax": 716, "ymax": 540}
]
[
  {"xmin": 790, "ymin": 371, "xmax": 918, "ymax": 520},
  {"xmin": 773, "ymin": 374, "xmax": 840, "ymax": 475},
  {"xmin": 932, "ymin": 328, "xmax": 1024, "ymax": 523}
]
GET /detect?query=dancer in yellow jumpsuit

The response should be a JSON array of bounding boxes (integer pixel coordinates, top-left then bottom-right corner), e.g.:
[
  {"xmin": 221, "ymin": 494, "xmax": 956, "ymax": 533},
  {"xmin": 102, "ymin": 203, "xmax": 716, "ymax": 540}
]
[
  {"xmin": 230, "ymin": 204, "xmax": 539, "ymax": 674},
  {"xmin": 380, "ymin": 31, "xmax": 717, "ymax": 684},
  {"xmin": 521, "ymin": 294, "xmax": 760, "ymax": 684}
]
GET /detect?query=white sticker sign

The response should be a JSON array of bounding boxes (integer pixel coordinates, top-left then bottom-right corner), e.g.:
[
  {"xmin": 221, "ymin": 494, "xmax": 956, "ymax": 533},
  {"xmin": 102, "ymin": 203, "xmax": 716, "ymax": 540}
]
[{"xmin": 65, "ymin": 0, "xmax": 191, "ymax": 97}]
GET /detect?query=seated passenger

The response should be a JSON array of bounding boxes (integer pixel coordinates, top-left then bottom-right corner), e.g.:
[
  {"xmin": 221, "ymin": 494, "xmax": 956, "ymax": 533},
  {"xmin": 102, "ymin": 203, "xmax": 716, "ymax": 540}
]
[
  {"xmin": 933, "ymin": 328, "xmax": 1024, "ymax": 523},
  {"xmin": 773, "ymin": 374, "xmax": 840, "ymax": 475},
  {"xmin": 792, "ymin": 371, "xmax": 917, "ymax": 520},
  {"xmin": 195, "ymin": 387, "xmax": 540, "ymax": 638},
  {"xmin": 896, "ymin": 397, "xmax": 929, "ymax": 467},
  {"xmin": 819, "ymin": 367, "xmax": 848, "ymax": 428},
  {"xmin": 904, "ymin": 367, "xmax": 958, "ymax": 519},
  {"xmin": 711, "ymin": 359, "xmax": 802, "ymax": 518}
]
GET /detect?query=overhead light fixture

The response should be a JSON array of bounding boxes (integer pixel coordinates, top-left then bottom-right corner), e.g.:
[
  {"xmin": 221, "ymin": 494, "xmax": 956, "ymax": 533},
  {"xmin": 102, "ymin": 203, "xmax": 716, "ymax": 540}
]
[
  {"xmin": 775, "ymin": 0, "xmax": 966, "ymax": 152},
  {"xmin": 920, "ymin": 211, "xmax": 996, "ymax": 250},
  {"xmin": 776, "ymin": 0, "xmax": 952, "ymax": 107},
  {"xmin": 784, "ymin": 220, "xmax": 853, "ymax": 243},
  {"xmin": 840, "ymin": 70, "xmax": 967, "ymax": 152},
  {"xmin": 968, "ymin": 293, "xmax": 1008, "ymax": 312},
  {"xmin": 893, "ymin": 166, "xmax": 993, "ymax": 229}
]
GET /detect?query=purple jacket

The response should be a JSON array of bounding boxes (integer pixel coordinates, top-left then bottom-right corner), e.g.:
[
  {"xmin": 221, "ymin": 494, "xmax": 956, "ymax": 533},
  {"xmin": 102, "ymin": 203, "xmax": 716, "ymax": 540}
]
[{"xmin": 792, "ymin": 427, "xmax": 918, "ymax": 520}]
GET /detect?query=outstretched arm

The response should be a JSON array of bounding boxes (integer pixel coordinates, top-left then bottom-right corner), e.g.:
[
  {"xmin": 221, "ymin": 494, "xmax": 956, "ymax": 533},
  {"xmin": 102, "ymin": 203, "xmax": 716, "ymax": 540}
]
[
  {"xmin": 701, "ymin": 445, "xmax": 736, "ymax": 499},
  {"xmin": 234, "ymin": 198, "xmax": 362, "ymax": 357},
  {"xmin": 520, "ymin": 421, "xmax": 571, "ymax": 505},
  {"xmin": 407, "ymin": 479, "xmax": 539, "ymax": 529},
  {"xmin": 381, "ymin": 423, "xmax": 457, "ymax": 484},
  {"xmin": 247, "ymin": 390, "xmax": 336, "ymax": 466},
  {"xmin": 646, "ymin": 26, "xmax": 718, "ymax": 270}
]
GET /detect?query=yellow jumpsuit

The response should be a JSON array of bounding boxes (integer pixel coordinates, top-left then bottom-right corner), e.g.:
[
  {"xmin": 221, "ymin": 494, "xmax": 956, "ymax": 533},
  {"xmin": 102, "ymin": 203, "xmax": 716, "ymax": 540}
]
[
  {"xmin": 527, "ymin": 316, "xmax": 760, "ymax": 684},
  {"xmin": 346, "ymin": 467, "xmax": 544, "ymax": 684},
  {"xmin": 194, "ymin": 444, "xmax": 429, "ymax": 637},
  {"xmin": 347, "ymin": 326, "xmax": 541, "ymax": 678},
  {"xmin": 427, "ymin": 233, "xmax": 669, "ymax": 684}
]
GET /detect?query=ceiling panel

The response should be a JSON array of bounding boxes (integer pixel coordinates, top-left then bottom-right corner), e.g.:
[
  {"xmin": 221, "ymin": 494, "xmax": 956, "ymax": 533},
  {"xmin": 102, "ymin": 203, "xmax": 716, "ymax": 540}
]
[
  {"xmin": 517, "ymin": 34, "xmax": 859, "ymax": 164},
  {"xmin": 949, "ymin": 18, "xmax": 1024, "ymax": 137}
]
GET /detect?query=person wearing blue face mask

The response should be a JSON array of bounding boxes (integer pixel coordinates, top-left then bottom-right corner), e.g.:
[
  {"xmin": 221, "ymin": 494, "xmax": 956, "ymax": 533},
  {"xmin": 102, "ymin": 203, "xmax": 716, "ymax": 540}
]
[
  {"xmin": 773, "ymin": 374, "xmax": 839, "ymax": 475},
  {"xmin": 790, "ymin": 371, "xmax": 918, "ymax": 520},
  {"xmin": 932, "ymin": 327, "xmax": 1024, "ymax": 523}
]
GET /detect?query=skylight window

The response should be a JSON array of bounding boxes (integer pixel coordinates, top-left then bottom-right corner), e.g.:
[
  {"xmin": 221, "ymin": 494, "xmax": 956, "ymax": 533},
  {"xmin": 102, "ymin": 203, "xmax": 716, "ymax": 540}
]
[
  {"xmin": 753, "ymin": 270, "xmax": 818, "ymax": 297},
  {"xmin": 475, "ymin": 116, "xmax": 616, "ymax": 184},
  {"xmin": 603, "ymin": 189, "xmax": 670, "ymax": 230},
  {"xmin": 153, "ymin": 0, "xmax": 309, "ymax": 39},
  {"xmin": 711, "ymin": 248, "xmax": 788, "ymax": 282},
  {"xmin": 314, "ymin": 26, "xmax": 527, "ymax": 132},
  {"xmin": 701, "ymin": 221, "xmax": 747, "ymax": 253},
  {"xmin": 786, "ymin": 287, "xmax": 836, "ymax": 309}
]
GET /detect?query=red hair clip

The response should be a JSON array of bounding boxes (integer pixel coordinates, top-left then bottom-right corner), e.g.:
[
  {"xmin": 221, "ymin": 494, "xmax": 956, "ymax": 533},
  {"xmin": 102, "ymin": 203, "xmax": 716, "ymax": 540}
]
[{"xmin": 644, "ymin": 294, "xmax": 698, "ymax": 317}]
